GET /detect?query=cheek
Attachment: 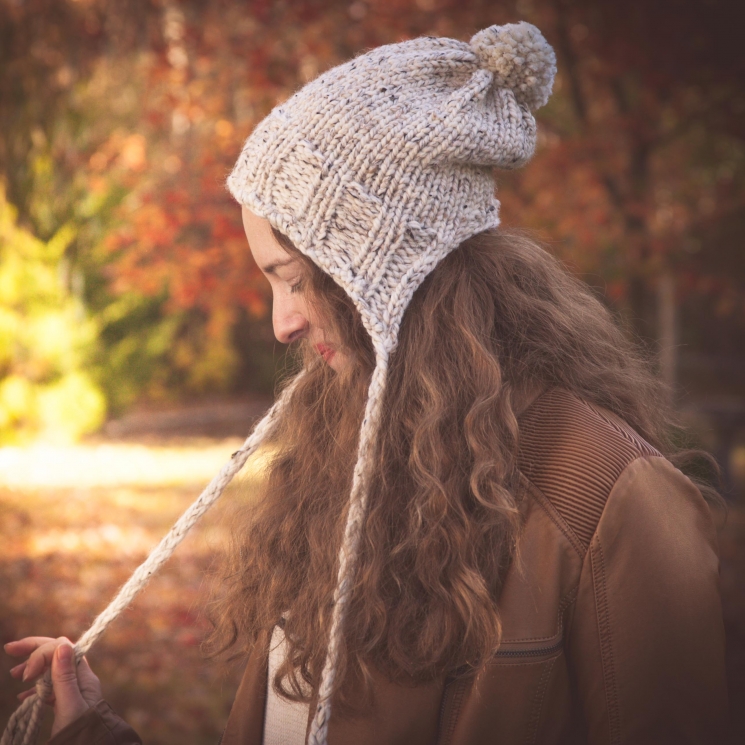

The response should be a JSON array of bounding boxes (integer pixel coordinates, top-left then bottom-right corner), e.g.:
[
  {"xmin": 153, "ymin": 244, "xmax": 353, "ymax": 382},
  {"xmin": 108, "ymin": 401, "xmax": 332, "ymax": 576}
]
[{"xmin": 296, "ymin": 295, "xmax": 326, "ymax": 333}]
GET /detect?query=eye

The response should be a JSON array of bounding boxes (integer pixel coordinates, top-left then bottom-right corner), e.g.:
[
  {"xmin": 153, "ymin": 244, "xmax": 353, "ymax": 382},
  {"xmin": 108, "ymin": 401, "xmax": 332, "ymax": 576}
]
[{"xmin": 289, "ymin": 278, "xmax": 304, "ymax": 294}]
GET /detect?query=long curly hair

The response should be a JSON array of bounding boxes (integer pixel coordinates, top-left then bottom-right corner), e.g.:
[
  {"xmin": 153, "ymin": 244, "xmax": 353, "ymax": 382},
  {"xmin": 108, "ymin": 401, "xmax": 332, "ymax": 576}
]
[{"xmin": 204, "ymin": 227, "xmax": 720, "ymax": 711}]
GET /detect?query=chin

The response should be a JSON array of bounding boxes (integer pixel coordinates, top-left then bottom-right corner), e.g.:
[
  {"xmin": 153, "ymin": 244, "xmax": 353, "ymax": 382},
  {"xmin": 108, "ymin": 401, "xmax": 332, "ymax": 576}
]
[{"xmin": 326, "ymin": 353, "xmax": 343, "ymax": 372}]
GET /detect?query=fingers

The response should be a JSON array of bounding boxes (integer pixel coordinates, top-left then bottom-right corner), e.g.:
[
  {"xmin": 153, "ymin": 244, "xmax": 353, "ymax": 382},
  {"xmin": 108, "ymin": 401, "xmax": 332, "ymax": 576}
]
[
  {"xmin": 50, "ymin": 643, "xmax": 91, "ymax": 739},
  {"xmin": 4, "ymin": 638, "xmax": 58, "ymax": 658},
  {"xmin": 76, "ymin": 656, "xmax": 103, "ymax": 707},
  {"xmin": 6, "ymin": 636, "xmax": 101, "ymax": 718},
  {"xmin": 17, "ymin": 688, "xmax": 42, "ymax": 703},
  {"xmin": 21, "ymin": 638, "xmax": 73, "ymax": 682},
  {"xmin": 4, "ymin": 637, "xmax": 72, "ymax": 683}
]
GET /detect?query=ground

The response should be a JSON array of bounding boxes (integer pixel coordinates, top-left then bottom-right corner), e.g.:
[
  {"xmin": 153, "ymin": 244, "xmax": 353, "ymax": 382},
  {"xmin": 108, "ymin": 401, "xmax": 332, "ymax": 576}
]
[
  {"xmin": 0, "ymin": 402, "xmax": 743, "ymax": 743},
  {"xmin": 0, "ymin": 422, "xmax": 271, "ymax": 745}
]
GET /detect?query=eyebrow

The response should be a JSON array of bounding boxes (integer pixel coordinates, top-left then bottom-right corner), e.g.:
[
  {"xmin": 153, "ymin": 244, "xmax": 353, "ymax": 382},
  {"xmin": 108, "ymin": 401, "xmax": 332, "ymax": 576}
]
[{"xmin": 261, "ymin": 258, "xmax": 295, "ymax": 275}]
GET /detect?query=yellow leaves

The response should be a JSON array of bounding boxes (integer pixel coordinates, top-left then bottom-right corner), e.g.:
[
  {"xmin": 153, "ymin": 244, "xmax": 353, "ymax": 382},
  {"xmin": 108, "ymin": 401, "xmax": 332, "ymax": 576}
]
[
  {"xmin": 0, "ymin": 376, "xmax": 34, "ymax": 429},
  {"xmin": 0, "ymin": 187, "xmax": 106, "ymax": 442},
  {"xmin": 0, "ymin": 192, "xmax": 77, "ymax": 332},
  {"xmin": 36, "ymin": 371, "xmax": 106, "ymax": 442},
  {"xmin": 46, "ymin": 222, "xmax": 77, "ymax": 260},
  {"xmin": 0, "ymin": 371, "xmax": 105, "ymax": 444}
]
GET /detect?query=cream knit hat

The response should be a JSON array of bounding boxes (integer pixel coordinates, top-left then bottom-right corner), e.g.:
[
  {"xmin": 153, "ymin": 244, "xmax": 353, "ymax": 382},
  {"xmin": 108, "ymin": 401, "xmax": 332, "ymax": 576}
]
[
  {"xmin": 228, "ymin": 21, "xmax": 555, "ymax": 352},
  {"xmin": 1, "ymin": 21, "xmax": 555, "ymax": 745}
]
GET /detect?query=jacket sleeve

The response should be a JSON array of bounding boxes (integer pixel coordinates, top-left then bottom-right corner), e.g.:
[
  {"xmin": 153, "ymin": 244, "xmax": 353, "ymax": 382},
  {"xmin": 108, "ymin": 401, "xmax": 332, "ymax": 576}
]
[
  {"xmin": 567, "ymin": 455, "xmax": 728, "ymax": 745},
  {"xmin": 47, "ymin": 700, "xmax": 142, "ymax": 745}
]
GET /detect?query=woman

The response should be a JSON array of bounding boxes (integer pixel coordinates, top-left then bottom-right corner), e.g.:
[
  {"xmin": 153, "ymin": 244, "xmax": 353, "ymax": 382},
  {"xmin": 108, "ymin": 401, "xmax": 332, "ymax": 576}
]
[{"xmin": 5, "ymin": 21, "xmax": 727, "ymax": 745}]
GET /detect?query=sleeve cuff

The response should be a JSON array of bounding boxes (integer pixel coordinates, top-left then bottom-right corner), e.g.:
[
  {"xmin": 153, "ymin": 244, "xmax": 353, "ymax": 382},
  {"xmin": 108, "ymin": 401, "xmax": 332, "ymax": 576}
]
[{"xmin": 48, "ymin": 700, "xmax": 142, "ymax": 745}]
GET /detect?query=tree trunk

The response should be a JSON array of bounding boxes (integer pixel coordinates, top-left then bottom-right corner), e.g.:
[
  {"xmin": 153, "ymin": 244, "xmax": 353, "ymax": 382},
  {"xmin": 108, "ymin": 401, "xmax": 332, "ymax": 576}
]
[{"xmin": 657, "ymin": 269, "xmax": 677, "ymax": 405}]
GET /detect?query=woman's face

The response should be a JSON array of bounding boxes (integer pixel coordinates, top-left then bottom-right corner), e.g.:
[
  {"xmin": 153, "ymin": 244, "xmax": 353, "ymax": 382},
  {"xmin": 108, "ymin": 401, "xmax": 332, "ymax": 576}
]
[{"xmin": 242, "ymin": 207, "xmax": 344, "ymax": 370}]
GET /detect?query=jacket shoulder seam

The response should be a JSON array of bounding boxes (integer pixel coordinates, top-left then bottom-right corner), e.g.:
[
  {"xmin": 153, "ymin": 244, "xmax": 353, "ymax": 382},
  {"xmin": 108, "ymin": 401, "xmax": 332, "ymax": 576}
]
[
  {"xmin": 523, "ymin": 475, "xmax": 585, "ymax": 558},
  {"xmin": 518, "ymin": 388, "xmax": 662, "ymax": 552}
]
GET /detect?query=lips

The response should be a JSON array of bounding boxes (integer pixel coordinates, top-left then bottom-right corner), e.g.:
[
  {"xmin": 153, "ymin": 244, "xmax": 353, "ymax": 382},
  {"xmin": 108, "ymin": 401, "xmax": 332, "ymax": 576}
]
[{"xmin": 315, "ymin": 343, "xmax": 336, "ymax": 363}]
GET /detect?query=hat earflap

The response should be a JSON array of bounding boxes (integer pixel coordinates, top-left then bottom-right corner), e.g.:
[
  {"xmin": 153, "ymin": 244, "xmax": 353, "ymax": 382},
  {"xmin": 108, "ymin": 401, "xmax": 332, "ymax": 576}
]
[{"xmin": 308, "ymin": 348, "xmax": 390, "ymax": 744}]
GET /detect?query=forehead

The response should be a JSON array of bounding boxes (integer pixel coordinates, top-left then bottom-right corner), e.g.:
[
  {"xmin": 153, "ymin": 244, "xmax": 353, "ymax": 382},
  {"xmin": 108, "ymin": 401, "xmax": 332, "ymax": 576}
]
[{"xmin": 241, "ymin": 206, "xmax": 294, "ymax": 268}]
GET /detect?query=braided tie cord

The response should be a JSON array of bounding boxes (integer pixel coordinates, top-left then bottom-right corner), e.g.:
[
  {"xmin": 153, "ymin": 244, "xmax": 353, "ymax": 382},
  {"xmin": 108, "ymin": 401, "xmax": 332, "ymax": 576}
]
[
  {"xmin": 0, "ymin": 674, "xmax": 51, "ymax": 745},
  {"xmin": 1, "ymin": 378, "xmax": 300, "ymax": 745},
  {"xmin": 308, "ymin": 351, "xmax": 389, "ymax": 745}
]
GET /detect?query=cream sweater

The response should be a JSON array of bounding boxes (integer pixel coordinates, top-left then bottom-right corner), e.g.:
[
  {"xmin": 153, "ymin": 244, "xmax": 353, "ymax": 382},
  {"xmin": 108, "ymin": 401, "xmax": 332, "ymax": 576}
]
[{"xmin": 263, "ymin": 625, "xmax": 310, "ymax": 745}]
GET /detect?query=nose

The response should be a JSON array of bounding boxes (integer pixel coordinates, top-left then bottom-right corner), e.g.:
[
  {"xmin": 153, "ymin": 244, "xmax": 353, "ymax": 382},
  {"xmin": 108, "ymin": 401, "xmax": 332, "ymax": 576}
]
[{"xmin": 272, "ymin": 296, "xmax": 308, "ymax": 345}]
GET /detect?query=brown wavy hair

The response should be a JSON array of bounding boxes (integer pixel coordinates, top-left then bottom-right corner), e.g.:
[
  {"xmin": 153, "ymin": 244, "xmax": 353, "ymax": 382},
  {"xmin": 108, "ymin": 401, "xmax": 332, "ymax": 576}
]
[{"xmin": 205, "ymin": 227, "xmax": 721, "ymax": 710}]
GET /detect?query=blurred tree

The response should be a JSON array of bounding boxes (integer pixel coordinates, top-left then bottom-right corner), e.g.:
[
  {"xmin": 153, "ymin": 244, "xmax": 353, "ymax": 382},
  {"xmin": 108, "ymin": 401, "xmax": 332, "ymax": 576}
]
[
  {"xmin": 1, "ymin": 0, "xmax": 743, "ymax": 436},
  {"xmin": 498, "ymin": 0, "xmax": 745, "ymax": 395}
]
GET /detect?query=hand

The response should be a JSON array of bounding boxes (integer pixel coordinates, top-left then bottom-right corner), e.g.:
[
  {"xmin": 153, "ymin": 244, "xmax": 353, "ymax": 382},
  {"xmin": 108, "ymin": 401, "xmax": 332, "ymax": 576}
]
[{"xmin": 5, "ymin": 637, "xmax": 103, "ymax": 737}]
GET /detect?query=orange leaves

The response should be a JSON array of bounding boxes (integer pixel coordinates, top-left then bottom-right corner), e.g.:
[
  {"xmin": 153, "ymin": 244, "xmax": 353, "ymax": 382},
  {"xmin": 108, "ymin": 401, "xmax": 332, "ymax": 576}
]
[{"xmin": 118, "ymin": 135, "xmax": 148, "ymax": 172}]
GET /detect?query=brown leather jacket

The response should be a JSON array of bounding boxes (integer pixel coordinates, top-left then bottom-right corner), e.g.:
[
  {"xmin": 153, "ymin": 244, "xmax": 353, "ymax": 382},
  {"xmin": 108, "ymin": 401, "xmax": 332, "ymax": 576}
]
[{"xmin": 49, "ymin": 388, "xmax": 728, "ymax": 745}]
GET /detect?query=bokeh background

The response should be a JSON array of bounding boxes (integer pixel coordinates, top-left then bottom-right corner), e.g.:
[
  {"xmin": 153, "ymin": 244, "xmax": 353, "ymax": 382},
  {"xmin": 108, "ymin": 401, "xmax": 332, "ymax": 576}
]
[{"xmin": 1, "ymin": 0, "xmax": 744, "ymax": 742}]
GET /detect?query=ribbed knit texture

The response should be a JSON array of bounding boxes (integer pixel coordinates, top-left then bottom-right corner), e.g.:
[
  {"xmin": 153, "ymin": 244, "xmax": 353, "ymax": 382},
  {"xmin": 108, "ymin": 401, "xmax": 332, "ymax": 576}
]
[{"xmin": 517, "ymin": 388, "xmax": 661, "ymax": 552}]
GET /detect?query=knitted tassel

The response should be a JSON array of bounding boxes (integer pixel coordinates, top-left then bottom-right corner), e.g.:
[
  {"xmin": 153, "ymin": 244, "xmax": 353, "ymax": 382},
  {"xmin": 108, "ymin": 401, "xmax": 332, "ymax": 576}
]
[{"xmin": 1, "ymin": 376, "xmax": 301, "ymax": 745}]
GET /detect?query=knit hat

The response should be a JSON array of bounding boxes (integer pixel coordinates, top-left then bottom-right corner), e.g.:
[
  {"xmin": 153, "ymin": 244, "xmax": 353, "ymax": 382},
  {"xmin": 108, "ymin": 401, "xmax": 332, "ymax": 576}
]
[
  {"xmin": 228, "ymin": 21, "xmax": 555, "ymax": 352},
  {"xmin": 2, "ymin": 21, "xmax": 555, "ymax": 745}
]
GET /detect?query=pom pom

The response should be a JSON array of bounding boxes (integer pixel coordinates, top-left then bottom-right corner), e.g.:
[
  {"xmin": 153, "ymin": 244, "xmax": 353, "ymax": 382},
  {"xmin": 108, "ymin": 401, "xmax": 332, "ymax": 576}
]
[{"xmin": 470, "ymin": 22, "xmax": 556, "ymax": 110}]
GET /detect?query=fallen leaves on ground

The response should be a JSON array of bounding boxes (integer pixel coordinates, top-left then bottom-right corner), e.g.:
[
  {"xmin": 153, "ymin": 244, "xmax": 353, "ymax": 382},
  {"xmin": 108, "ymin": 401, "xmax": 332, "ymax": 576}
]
[{"xmin": 0, "ymin": 436, "xmax": 268, "ymax": 745}]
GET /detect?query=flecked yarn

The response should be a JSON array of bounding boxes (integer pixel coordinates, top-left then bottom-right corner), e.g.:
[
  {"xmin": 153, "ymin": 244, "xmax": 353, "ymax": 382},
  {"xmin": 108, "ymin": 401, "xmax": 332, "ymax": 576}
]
[
  {"xmin": 1, "ymin": 21, "xmax": 556, "ymax": 745},
  {"xmin": 228, "ymin": 22, "xmax": 555, "ymax": 352},
  {"xmin": 227, "ymin": 20, "xmax": 555, "ymax": 744}
]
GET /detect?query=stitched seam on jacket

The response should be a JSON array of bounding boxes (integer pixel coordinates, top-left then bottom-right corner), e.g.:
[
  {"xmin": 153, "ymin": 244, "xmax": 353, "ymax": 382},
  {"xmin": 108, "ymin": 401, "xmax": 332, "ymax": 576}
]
[
  {"xmin": 592, "ymin": 539, "xmax": 621, "ymax": 745},
  {"xmin": 492, "ymin": 656, "xmax": 561, "ymax": 668},
  {"xmin": 582, "ymin": 400, "xmax": 661, "ymax": 457},
  {"xmin": 501, "ymin": 586, "xmax": 578, "ymax": 644},
  {"xmin": 437, "ymin": 676, "xmax": 470, "ymax": 745},
  {"xmin": 526, "ymin": 656, "xmax": 557, "ymax": 745},
  {"xmin": 526, "ymin": 479, "xmax": 586, "ymax": 558}
]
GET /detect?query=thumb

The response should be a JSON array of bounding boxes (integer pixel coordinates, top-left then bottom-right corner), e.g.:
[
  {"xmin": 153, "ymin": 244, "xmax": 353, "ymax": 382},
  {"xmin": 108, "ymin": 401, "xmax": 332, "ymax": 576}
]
[{"xmin": 50, "ymin": 643, "xmax": 89, "ymax": 724}]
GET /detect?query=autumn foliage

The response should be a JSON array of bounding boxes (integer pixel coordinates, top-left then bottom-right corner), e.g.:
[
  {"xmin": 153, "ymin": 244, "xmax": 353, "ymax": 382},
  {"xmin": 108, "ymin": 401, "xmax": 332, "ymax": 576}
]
[{"xmin": 1, "ymin": 0, "xmax": 744, "ymax": 429}]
